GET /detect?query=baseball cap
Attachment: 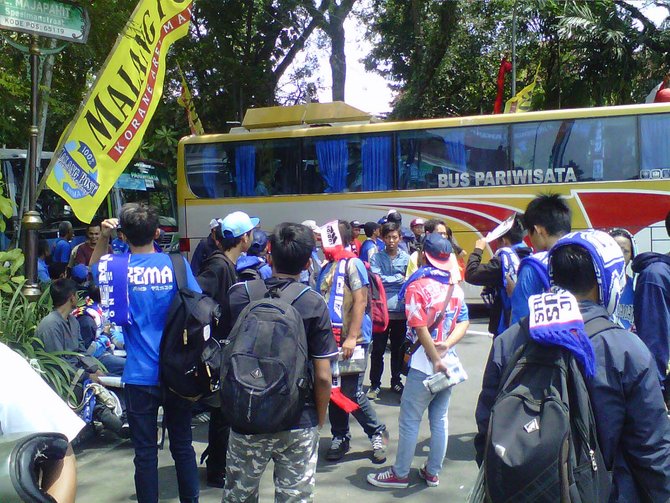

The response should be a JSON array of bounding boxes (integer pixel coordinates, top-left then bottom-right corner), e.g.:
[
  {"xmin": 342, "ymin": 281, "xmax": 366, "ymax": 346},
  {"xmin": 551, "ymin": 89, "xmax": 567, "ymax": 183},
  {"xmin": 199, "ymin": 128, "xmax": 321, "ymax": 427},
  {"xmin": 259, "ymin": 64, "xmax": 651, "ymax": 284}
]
[
  {"xmin": 423, "ymin": 233, "xmax": 454, "ymax": 272},
  {"xmin": 410, "ymin": 218, "xmax": 425, "ymax": 228},
  {"xmin": 248, "ymin": 229, "xmax": 269, "ymax": 256},
  {"xmin": 209, "ymin": 218, "xmax": 219, "ymax": 230},
  {"xmin": 301, "ymin": 220, "xmax": 320, "ymax": 233},
  {"xmin": 220, "ymin": 211, "xmax": 260, "ymax": 238},
  {"xmin": 350, "ymin": 220, "xmax": 362, "ymax": 229},
  {"xmin": 71, "ymin": 264, "xmax": 88, "ymax": 283}
]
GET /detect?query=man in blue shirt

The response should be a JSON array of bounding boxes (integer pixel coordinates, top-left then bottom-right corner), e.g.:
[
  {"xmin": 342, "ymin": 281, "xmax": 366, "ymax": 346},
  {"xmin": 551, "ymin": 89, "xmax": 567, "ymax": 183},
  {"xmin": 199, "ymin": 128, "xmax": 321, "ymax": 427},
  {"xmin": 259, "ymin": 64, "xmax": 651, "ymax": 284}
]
[
  {"xmin": 476, "ymin": 230, "xmax": 670, "ymax": 502},
  {"xmin": 52, "ymin": 221, "xmax": 73, "ymax": 265},
  {"xmin": 91, "ymin": 204, "xmax": 201, "ymax": 503},
  {"xmin": 369, "ymin": 222, "xmax": 410, "ymax": 398},
  {"xmin": 359, "ymin": 221, "xmax": 381, "ymax": 264},
  {"xmin": 37, "ymin": 239, "xmax": 51, "ymax": 283},
  {"xmin": 510, "ymin": 194, "xmax": 571, "ymax": 324}
]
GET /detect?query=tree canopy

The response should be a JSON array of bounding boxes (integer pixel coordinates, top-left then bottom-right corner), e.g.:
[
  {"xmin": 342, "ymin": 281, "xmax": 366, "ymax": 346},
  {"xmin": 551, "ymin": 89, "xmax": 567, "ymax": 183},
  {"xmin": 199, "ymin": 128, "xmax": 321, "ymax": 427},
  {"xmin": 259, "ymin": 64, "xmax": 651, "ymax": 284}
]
[{"xmin": 0, "ymin": 0, "xmax": 668, "ymax": 163}]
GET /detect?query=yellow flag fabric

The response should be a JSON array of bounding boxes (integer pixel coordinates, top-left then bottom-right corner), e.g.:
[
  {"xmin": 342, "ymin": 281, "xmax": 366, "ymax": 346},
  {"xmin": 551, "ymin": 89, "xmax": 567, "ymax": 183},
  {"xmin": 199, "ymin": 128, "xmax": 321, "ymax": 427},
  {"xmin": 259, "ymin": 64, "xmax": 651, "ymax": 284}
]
[
  {"xmin": 504, "ymin": 64, "xmax": 541, "ymax": 114},
  {"xmin": 45, "ymin": 0, "xmax": 193, "ymax": 223},
  {"xmin": 176, "ymin": 63, "xmax": 205, "ymax": 135}
]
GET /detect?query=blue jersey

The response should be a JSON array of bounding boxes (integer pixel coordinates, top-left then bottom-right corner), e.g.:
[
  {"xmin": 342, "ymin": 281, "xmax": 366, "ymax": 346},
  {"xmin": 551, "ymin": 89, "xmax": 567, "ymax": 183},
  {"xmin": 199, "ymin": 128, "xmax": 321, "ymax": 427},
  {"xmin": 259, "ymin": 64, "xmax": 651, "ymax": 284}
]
[{"xmin": 94, "ymin": 253, "xmax": 201, "ymax": 386}]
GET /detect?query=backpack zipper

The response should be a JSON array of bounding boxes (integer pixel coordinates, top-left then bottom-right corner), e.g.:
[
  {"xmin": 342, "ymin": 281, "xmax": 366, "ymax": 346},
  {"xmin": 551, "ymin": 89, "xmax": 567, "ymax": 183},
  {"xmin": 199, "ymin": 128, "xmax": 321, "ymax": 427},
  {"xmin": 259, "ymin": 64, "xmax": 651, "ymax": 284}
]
[{"xmin": 589, "ymin": 449, "xmax": 598, "ymax": 471}]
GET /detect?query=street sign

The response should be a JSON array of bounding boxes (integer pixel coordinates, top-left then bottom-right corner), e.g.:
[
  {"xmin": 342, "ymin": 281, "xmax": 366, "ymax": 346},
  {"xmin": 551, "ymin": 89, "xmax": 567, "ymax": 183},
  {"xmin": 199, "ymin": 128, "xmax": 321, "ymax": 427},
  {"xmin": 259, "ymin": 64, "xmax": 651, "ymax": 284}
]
[{"xmin": 0, "ymin": 0, "xmax": 89, "ymax": 44}]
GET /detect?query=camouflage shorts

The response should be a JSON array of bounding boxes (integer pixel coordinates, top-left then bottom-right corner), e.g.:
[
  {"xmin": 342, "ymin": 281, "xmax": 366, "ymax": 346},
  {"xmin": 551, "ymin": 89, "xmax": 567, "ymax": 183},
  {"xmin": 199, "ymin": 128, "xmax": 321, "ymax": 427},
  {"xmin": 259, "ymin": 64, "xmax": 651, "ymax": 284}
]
[{"xmin": 222, "ymin": 427, "xmax": 319, "ymax": 503}]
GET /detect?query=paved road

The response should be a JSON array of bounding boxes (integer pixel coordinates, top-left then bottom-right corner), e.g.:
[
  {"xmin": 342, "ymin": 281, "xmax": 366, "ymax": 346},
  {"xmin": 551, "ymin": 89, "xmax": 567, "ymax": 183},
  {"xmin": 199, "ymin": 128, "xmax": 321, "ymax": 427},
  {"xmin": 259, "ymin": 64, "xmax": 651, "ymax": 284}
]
[{"xmin": 76, "ymin": 315, "xmax": 492, "ymax": 502}]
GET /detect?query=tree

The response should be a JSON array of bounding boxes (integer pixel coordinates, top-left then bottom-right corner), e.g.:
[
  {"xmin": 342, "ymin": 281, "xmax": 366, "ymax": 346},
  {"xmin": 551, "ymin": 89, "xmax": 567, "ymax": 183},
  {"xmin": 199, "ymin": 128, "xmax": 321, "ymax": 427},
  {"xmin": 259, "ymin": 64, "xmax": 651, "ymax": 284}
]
[
  {"xmin": 362, "ymin": 0, "xmax": 670, "ymax": 118},
  {"xmin": 312, "ymin": 0, "xmax": 357, "ymax": 101}
]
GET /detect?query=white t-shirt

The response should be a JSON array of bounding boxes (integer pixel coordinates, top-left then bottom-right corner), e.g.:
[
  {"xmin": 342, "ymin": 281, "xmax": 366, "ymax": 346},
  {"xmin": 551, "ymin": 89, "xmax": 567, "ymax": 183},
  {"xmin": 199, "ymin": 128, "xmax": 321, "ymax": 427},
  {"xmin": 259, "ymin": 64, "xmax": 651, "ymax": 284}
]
[{"xmin": 0, "ymin": 343, "xmax": 84, "ymax": 441}]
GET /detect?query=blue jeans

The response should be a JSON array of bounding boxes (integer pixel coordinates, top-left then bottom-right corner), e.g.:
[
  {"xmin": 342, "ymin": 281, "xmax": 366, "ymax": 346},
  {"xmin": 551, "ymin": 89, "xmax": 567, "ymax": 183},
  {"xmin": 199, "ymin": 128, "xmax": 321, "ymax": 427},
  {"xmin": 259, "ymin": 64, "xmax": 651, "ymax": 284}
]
[
  {"xmin": 99, "ymin": 353, "xmax": 126, "ymax": 377},
  {"xmin": 393, "ymin": 368, "xmax": 452, "ymax": 478},
  {"xmin": 125, "ymin": 385, "xmax": 199, "ymax": 503},
  {"xmin": 330, "ymin": 370, "xmax": 385, "ymax": 439}
]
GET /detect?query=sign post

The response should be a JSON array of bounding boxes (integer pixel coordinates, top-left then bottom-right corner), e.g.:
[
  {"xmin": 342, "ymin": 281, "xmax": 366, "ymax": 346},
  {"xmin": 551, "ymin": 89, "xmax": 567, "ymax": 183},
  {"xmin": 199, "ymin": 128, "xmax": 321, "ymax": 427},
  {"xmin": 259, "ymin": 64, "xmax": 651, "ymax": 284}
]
[
  {"xmin": 0, "ymin": 0, "xmax": 90, "ymax": 43},
  {"xmin": 0, "ymin": 0, "xmax": 89, "ymax": 300}
]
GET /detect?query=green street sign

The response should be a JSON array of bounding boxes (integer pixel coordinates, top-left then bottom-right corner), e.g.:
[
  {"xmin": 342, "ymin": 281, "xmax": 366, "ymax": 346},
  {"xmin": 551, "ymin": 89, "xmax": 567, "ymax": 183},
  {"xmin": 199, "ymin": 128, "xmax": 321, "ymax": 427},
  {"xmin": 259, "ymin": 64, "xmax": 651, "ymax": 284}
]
[{"xmin": 0, "ymin": 0, "xmax": 89, "ymax": 44}]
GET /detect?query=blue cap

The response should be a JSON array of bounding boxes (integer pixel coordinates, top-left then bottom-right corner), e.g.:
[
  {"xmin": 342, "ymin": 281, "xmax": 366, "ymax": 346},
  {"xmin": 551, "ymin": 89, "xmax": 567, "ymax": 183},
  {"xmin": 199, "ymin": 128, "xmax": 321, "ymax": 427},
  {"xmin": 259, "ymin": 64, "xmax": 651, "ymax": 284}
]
[
  {"xmin": 71, "ymin": 264, "xmax": 88, "ymax": 283},
  {"xmin": 423, "ymin": 233, "xmax": 453, "ymax": 271},
  {"xmin": 248, "ymin": 229, "xmax": 268, "ymax": 256},
  {"xmin": 220, "ymin": 211, "xmax": 260, "ymax": 238}
]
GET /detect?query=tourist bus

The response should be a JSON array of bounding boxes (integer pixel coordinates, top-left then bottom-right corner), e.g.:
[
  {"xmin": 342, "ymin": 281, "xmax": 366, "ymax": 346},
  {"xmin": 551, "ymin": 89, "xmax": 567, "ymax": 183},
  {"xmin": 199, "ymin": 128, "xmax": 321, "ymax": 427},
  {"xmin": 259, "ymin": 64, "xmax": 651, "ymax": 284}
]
[
  {"xmin": 176, "ymin": 101, "xmax": 670, "ymax": 295},
  {"xmin": 0, "ymin": 149, "xmax": 179, "ymax": 251}
]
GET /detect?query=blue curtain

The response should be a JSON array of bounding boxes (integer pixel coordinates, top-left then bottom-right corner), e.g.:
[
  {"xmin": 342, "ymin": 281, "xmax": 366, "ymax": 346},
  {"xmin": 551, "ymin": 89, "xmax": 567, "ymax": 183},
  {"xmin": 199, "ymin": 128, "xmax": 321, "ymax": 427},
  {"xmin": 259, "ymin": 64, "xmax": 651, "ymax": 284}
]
[
  {"xmin": 316, "ymin": 139, "xmax": 349, "ymax": 192},
  {"xmin": 235, "ymin": 145, "xmax": 256, "ymax": 196},
  {"xmin": 201, "ymin": 145, "xmax": 219, "ymax": 198},
  {"xmin": 442, "ymin": 130, "xmax": 467, "ymax": 172},
  {"xmin": 362, "ymin": 135, "xmax": 392, "ymax": 191}
]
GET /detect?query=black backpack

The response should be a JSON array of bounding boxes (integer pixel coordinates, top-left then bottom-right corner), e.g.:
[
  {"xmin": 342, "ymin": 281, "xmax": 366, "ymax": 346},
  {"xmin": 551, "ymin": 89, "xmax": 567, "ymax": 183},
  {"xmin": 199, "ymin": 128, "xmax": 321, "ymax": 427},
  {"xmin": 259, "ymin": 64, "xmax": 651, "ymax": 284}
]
[
  {"xmin": 237, "ymin": 262, "xmax": 264, "ymax": 282},
  {"xmin": 159, "ymin": 253, "xmax": 222, "ymax": 401},
  {"xmin": 483, "ymin": 316, "xmax": 614, "ymax": 503},
  {"xmin": 220, "ymin": 280, "xmax": 311, "ymax": 434}
]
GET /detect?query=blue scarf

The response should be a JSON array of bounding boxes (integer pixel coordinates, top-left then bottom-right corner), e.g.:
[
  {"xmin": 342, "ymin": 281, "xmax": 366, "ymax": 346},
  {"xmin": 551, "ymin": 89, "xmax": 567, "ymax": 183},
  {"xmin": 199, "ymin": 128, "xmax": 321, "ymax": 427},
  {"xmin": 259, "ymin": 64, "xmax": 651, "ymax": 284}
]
[
  {"xmin": 528, "ymin": 288, "xmax": 596, "ymax": 378},
  {"xmin": 398, "ymin": 266, "xmax": 452, "ymax": 302},
  {"xmin": 98, "ymin": 254, "xmax": 131, "ymax": 326},
  {"xmin": 325, "ymin": 259, "xmax": 348, "ymax": 344}
]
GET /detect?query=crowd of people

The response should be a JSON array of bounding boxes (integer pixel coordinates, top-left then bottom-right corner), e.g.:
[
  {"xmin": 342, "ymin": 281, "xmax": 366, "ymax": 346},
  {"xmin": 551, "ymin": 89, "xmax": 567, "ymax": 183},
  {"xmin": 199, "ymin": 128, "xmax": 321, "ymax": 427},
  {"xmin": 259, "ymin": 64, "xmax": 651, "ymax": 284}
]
[{"xmin": 6, "ymin": 196, "xmax": 670, "ymax": 503}]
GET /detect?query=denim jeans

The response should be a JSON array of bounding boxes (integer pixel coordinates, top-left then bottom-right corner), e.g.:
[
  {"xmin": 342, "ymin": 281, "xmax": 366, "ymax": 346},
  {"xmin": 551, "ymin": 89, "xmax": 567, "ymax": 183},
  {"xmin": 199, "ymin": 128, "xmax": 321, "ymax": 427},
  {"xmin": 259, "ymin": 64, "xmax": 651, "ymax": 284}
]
[
  {"xmin": 393, "ymin": 368, "xmax": 452, "ymax": 478},
  {"xmin": 125, "ymin": 384, "xmax": 199, "ymax": 503},
  {"xmin": 369, "ymin": 319, "xmax": 406, "ymax": 388},
  {"xmin": 99, "ymin": 353, "xmax": 126, "ymax": 377},
  {"xmin": 330, "ymin": 369, "xmax": 385, "ymax": 439}
]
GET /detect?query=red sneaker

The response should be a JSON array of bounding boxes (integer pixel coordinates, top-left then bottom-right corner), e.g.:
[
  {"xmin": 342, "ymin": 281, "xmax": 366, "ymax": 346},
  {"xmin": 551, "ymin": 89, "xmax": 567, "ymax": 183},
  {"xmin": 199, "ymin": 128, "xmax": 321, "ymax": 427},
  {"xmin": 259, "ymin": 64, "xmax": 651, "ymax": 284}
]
[
  {"xmin": 419, "ymin": 465, "xmax": 439, "ymax": 487},
  {"xmin": 367, "ymin": 467, "xmax": 409, "ymax": 488}
]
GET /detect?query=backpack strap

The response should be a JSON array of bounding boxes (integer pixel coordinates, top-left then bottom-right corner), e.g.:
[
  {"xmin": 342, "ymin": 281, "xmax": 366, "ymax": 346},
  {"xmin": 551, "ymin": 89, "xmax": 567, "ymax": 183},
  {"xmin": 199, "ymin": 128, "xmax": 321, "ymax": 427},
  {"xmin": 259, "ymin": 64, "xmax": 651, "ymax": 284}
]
[
  {"xmin": 169, "ymin": 253, "xmax": 187, "ymax": 291},
  {"xmin": 277, "ymin": 281, "xmax": 312, "ymax": 305},
  {"xmin": 583, "ymin": 316, "xmax": 618, "ymax": 339},
  {"xmin": 497, "ymin": 317, "xmax": 531, "ymax": 392},
  {"xmin": 245, "ymin": 279, "xmax": 269, "ymax": 301}
]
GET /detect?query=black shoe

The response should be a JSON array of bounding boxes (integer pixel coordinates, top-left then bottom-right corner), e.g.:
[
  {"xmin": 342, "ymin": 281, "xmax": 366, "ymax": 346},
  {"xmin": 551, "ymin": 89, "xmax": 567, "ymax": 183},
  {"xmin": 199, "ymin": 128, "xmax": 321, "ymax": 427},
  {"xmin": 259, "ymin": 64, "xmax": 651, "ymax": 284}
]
[
  {"xmin": 325, "ymin": 436, "xmax": 350, "ymax": 461},
  {"xmin": 392, "ymin": 383, "xmax": 404, "ymax": 394},
  {"xmin": 206, "ymin": 471, "xmax": 225, "ymax": 488}
]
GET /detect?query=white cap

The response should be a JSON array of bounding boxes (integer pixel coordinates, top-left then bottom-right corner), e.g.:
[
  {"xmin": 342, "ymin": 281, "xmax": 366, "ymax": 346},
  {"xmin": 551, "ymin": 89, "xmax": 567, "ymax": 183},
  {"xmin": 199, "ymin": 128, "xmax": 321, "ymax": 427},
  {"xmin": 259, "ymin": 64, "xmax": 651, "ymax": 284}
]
[
  {"xmin": 209, "ymin": 218, "xmax": 219, "ymax": 230},
  {"xmin": 301, "ymin": 220, "xmax": 320, "ymax": 233}
]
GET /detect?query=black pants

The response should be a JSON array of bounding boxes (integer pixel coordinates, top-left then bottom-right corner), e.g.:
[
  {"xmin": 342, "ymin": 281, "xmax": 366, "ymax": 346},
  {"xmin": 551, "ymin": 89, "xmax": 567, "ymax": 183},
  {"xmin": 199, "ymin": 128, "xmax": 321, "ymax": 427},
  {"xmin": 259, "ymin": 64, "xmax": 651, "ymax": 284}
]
[
  {"xmin": 204, "ymin": 408, "xmax": 229, "ymax": 475},
  {"xmin": 369, "ymin": 318, "xmax": 406, "ymax": 389}
]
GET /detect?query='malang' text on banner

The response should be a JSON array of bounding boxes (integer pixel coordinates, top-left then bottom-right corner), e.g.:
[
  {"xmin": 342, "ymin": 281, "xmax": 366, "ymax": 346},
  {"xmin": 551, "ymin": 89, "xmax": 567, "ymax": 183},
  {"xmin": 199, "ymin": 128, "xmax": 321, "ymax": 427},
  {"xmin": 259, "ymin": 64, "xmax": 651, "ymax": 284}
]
[{"xmin": 45, "ymin": 0, "xmax": 192, "ymax": 223}]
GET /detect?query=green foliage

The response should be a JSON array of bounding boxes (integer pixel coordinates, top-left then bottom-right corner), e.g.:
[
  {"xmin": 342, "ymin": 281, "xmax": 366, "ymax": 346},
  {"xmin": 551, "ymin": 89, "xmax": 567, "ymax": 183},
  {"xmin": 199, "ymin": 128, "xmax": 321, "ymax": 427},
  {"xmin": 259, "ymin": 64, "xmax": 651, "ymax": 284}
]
[
  {"xmin": 0, "ymin": 283, "xmax": 78, "ymax": 400},
  {"xmin": 364, "ymin": 0, "xmax": 670, "ymax": 118}
]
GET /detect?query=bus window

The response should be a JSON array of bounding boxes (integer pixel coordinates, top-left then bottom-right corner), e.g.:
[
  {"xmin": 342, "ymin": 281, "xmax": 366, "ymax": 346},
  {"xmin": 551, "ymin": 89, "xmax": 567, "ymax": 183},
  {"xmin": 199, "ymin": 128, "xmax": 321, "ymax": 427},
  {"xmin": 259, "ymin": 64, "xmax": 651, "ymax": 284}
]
[
  {"xmin": 302, "ymin": 136, "xmax": 358, "ymax": 194},
  {"xmin": 513, "ymin": 116, "xmax": 639, "ymax": 182},
  {"xmin": 254, "ymin": 139, "xmax": 299, "ymax": 196},
  {"xmin": 640, "ymin": 113, "xmax": 670, "ymax": 178},
  {"xmin": 397, "ymin": 125, "xmax": 508, "ymax": 189}
]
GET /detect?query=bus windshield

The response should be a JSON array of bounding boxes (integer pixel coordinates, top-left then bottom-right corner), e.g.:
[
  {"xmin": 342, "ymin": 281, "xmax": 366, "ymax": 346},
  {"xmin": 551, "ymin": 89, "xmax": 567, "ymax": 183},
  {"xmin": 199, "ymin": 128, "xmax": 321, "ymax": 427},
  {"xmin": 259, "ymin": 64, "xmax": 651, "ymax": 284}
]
[{"xmin": 113, "ymin": 161, "xmax": 178, "ymax": 229}]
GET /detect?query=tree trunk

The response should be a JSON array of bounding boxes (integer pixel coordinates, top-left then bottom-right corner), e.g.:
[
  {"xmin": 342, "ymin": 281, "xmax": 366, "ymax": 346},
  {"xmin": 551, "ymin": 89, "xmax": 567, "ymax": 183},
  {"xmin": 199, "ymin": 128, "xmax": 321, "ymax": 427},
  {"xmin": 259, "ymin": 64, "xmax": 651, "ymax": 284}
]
[{"xmin": 330, "ymin": 20, "xmax": 346, "ymax": 101}]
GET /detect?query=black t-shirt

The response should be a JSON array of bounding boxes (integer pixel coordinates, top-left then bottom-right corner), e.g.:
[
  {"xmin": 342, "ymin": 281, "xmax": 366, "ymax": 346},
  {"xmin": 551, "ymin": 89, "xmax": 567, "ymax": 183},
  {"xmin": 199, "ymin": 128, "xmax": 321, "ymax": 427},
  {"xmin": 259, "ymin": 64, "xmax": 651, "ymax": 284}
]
[
  {"xmin": 197, "ymin": 251, "xmax": 238, "ymax": 340},
  {"xmin": 228, "ymin": 277, "xmax": 338, "ymax": 430}
]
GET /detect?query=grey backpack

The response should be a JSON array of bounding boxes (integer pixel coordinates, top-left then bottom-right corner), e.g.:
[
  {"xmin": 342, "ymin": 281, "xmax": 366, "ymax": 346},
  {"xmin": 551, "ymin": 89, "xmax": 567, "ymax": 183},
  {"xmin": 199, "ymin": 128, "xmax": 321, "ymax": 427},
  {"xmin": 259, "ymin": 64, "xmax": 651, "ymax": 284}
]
[
  {"xmin": 483, "ymin": 317, "xmax": 613, "ymax": 503},
  {"xmin": 220, "ymin": 280, "xmax": 311, "ymax": 434}
]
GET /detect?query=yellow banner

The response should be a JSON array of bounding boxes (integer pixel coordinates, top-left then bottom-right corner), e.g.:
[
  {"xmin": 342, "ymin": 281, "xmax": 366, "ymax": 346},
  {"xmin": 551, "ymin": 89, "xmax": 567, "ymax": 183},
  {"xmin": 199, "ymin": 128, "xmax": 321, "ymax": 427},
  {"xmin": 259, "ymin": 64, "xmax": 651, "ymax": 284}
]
[
  {"xmin": 504, "ymin": 64, "xmax": 541, "ymax": 114},
  {"xmin": 45, "ymin": 0, "xmax": 193, "ymax": 223},
  {"xmin": 177, "ymin": 63, "xmax": 204, "ymax": 135}
]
